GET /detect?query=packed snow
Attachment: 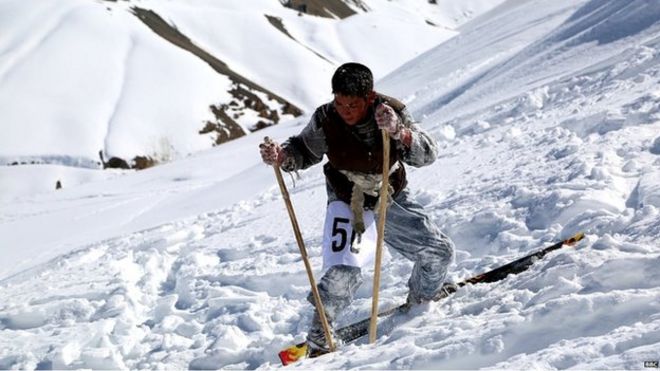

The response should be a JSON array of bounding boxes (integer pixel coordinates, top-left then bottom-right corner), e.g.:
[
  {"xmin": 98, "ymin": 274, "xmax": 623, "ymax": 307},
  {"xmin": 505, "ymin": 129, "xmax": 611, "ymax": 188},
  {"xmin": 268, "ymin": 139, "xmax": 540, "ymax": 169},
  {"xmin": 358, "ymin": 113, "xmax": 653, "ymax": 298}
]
[{"xmin": 1, "ymin": 0, "xmax": 659, "ymax": 369}]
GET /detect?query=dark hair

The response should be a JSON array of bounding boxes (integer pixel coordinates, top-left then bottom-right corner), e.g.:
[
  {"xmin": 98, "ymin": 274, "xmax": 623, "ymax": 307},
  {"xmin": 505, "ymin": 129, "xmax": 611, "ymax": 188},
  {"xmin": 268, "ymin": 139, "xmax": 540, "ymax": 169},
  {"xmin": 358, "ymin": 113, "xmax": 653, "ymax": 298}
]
[{"xmin": 331, "ymin": 62, "xmax": 373, "ymax": 97}]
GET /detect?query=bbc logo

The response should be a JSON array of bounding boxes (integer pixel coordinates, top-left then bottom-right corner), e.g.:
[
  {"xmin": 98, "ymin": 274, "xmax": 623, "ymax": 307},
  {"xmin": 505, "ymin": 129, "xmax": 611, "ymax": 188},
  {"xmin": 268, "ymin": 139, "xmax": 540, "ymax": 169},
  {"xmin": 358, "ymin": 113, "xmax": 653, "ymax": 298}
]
[{"xmin": 645, "ymin": 361, "xmax": 659, "ymax": 368}]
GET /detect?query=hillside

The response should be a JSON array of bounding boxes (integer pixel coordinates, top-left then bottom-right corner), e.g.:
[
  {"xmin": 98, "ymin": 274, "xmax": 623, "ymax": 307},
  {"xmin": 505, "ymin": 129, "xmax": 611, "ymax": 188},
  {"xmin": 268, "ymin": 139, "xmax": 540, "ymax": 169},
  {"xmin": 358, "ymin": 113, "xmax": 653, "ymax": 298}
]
[{"xmin": 0, "ymin": 0, "xmax": 497, "ymax": 174}]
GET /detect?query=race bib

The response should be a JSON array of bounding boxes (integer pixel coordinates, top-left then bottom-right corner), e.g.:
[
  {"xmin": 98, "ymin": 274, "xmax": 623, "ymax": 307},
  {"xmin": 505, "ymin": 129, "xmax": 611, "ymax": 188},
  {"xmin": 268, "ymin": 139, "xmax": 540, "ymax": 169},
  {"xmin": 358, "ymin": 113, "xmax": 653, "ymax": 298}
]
[{"xmin": 322, "ymin": 201, "xmax": 377, "ymax": 270}]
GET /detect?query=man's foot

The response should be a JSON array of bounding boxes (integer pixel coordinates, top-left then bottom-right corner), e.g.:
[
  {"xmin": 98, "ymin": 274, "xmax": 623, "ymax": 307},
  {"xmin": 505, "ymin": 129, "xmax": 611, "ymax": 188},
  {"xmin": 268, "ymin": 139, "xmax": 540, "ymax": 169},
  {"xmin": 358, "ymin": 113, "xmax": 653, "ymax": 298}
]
[
  {"xmin": 405, "ymin": 290, "xmax": 423, "ymax": 307},
  {"xmin": 306, "ymin": 330, "xmax": 341, "ymax": 357},
  {"xmin": 306, "ymin": 313, "xmax": 339, "ymax": 356},
  {"xmin": 435, "ymin": 281, "xmax": 459, "ymax": 300},
  {"xmin": 306, "ymin": 337, "xmax": 331, "ymax": 357},
  {"xmin": 406, "ymin": 282, "xmax": 459, "ymax": 308}
]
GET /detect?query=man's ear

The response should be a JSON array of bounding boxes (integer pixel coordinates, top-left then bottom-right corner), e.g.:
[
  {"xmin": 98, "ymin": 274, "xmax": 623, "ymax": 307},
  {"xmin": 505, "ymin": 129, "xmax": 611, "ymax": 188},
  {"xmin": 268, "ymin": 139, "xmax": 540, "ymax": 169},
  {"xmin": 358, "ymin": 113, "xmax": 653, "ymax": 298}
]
[{"xmin": 366, "ymin": 91, "xmax": 376, "ymax": 104}]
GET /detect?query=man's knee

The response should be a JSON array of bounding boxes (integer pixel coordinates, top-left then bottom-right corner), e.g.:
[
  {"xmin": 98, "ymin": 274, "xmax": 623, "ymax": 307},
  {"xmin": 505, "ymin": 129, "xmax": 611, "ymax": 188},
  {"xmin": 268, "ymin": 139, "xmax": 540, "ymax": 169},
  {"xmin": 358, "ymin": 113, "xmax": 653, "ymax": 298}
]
[
  {"xmin": 420, "ymin": 234, "xmax": 454, "ymax": 265},
  {"xmin": 320, "ymin": 265, "xmax": 363, "ymax": 294}
]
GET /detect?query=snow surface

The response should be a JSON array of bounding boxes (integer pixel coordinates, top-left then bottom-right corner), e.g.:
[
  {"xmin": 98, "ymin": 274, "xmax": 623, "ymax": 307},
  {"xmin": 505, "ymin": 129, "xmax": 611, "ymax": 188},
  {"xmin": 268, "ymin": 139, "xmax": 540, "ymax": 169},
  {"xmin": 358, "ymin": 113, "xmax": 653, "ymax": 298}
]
[{"xmin": 1, "ymin": 0, "xmax": 660, "ymax": 369}]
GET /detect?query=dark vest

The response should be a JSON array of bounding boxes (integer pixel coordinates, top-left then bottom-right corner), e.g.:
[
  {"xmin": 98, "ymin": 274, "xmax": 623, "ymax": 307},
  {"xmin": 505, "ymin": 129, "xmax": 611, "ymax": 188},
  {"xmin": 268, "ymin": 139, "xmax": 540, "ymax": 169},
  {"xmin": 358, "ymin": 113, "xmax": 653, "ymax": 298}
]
[{"xmin": 321, "ymin": 93, "xmax": 408, "ymax": 208}]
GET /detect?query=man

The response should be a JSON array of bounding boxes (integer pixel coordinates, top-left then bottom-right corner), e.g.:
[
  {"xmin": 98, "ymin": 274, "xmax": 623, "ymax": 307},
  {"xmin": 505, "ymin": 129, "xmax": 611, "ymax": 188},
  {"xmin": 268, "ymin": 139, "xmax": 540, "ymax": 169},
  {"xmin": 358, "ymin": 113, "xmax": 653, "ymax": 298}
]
[{"xmin": 259, "ymin": 62, "xmax": 454, "ymax": 351}]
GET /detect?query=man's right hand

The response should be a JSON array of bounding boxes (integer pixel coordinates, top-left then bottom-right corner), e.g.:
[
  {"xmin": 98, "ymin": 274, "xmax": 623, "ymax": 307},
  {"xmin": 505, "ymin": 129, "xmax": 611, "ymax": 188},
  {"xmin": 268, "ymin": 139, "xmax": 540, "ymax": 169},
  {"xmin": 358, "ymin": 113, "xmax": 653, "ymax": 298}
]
[{"xmin": 259, "ymin": 136, "xmax": 285, "ymax": 166}]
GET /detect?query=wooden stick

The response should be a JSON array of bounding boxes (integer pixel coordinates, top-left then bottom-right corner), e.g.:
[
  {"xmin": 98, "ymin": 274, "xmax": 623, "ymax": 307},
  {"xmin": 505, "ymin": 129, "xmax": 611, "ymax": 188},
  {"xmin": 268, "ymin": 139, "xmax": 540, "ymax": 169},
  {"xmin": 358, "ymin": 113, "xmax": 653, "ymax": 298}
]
[
  {"xmin": 369, "ymin": 130, "xmax": 390, "ymax": 344},
  {"xmin": 273, "ymin": 165, "xmax": 335, "ymax": 352}
]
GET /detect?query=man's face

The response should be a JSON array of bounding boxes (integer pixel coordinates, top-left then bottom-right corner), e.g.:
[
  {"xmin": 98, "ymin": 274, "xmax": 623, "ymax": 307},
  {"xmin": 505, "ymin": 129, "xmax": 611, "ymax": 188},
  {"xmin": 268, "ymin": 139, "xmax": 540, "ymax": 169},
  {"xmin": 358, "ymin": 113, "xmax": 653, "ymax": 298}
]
[{"xmin": 333, "ymin": 93, "xmax": 374, "ymax": 125}]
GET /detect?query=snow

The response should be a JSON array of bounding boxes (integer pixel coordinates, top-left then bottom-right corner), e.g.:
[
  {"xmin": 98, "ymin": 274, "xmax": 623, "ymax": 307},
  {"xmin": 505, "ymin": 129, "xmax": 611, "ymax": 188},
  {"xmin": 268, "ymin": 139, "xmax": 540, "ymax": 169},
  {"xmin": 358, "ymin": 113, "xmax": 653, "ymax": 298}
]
[
  {"xmin": 1, "ymin": 0, "xmax": 660, "ymax": 369},
  {"xmin": 0, "ymin": 0, "xmax": 230, "ymax": 163},
  {"xmin": 0, "ymin": 164, "xmax": 124, "ymax": 201},
  {"xmin": 0, "ymin": 0, "xmax": 459, "ymax": 168}
]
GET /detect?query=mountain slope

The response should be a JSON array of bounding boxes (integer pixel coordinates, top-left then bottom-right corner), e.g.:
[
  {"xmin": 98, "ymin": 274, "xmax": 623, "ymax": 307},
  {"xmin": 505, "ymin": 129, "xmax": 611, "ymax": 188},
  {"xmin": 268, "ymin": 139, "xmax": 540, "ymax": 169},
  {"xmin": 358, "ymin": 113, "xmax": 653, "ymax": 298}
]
[
  {"xmin": 1, "ymin": 0, "xmax": 659, "ymax": 369},
  {"xmin": 0, "ymin": 0, "xmax": 472, "ymax": 171}
]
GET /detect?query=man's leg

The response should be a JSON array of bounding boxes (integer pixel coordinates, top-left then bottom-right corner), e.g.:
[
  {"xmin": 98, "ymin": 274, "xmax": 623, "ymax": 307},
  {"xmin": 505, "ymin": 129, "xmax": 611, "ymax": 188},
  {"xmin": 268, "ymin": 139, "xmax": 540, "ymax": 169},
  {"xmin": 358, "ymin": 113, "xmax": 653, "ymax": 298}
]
[
  {"xmin": 306, "ymin": 264, "xmax": 363, "ymax": 349},
  {"xmin": 384, "ymin": 189, "xmax": 454, "ymax": 302}
]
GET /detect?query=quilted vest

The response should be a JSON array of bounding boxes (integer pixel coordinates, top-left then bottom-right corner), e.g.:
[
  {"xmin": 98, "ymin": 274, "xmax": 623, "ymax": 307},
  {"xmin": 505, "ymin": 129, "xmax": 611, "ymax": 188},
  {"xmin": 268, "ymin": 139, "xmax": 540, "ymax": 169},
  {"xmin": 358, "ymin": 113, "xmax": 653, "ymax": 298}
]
[{"xmin": 321, "ymin": 93, "xmax": 408, "ymax": 208}]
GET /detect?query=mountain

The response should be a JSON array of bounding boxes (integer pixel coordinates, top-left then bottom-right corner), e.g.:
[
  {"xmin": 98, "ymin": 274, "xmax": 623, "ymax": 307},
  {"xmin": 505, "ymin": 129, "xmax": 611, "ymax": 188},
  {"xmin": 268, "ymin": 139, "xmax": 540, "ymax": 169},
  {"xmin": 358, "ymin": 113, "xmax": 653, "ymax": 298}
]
[
  {"xmin": 0, "ymin": 0, "xmax": 495, "ymax": 173},
  {"xmin": 0, "ymin": 0, "xmax": 659, "ymax": 369}
]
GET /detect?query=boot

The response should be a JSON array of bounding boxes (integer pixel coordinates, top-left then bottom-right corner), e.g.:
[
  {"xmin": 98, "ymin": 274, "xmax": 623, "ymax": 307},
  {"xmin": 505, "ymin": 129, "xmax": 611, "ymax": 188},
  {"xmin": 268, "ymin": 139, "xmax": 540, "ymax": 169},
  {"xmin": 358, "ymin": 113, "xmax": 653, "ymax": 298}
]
[
  {"xmin": 406, "ymin": 281, "xmax": 458, "ymax": 307},
  {"xmin": 306, "ymin": 312, "xmax": 337, "ymax": 356},
  {"xmin": 435, "ymin": 281, "xmax": 458, "ymax": 300}
]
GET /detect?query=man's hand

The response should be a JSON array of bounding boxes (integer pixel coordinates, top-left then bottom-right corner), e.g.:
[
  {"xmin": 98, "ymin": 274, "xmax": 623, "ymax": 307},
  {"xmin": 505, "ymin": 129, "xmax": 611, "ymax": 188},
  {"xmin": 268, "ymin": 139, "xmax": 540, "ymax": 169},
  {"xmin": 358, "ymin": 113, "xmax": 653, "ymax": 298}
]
[
  {"xmin": 259, "ymin": 136, "xmax": 285, "ymax": 166},
  {"xmin": 375, "ymin": 104, "xmax": 410, "ymax": 144}
]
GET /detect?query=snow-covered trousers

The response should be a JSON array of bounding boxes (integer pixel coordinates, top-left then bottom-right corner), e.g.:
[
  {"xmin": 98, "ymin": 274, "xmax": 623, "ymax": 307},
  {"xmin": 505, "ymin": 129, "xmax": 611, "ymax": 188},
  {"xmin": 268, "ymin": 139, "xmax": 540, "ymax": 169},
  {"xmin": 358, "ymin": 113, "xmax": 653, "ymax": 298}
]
[{"xmin": 307, "ymin": 187, "xmax": 454, "ymax": 342}]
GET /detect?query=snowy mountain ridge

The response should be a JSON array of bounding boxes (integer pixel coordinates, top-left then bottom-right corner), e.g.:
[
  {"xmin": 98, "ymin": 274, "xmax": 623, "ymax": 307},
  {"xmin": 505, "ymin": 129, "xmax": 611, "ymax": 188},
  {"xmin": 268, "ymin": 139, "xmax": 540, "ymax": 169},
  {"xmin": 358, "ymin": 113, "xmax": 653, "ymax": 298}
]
[
  {"xmin": 0, "ymin": 0, "xmax": 493, "ymax": 174},
  {"xmin": 1, "ymin": 0, "xmax": 659, "ymax": 369}
]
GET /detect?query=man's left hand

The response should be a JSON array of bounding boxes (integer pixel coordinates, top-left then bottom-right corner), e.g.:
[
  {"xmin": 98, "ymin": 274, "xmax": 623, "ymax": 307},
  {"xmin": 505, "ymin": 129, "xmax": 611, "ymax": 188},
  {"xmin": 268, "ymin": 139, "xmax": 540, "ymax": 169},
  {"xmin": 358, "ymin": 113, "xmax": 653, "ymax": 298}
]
[
  {"xmin": 375, "ymin": 104, "xmax": 411, "ymax": 145},
  {"xmin": 375, "ymin": 103, "xmax": 401, "ymax": 138}
]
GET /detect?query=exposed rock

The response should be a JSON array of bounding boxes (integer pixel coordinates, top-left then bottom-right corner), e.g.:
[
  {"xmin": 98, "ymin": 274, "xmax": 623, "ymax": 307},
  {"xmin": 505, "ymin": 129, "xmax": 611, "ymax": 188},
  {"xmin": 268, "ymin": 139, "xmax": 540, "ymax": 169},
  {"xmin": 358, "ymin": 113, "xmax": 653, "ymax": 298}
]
[
  {"xmin": 201, "ymin": 105, "xmax": 247, "ymax": 145},
  {"xmin": 104, "ymin": 157, "xmax": 130, "ymax": 169},
  {"xmin": 133, "ymin": 156, "xmax": 157, "ymax": 170},
  {"xmin": 265, "ymin": 14, "xmax": 332, "ymax": 63},
  {"xmin": 100, "ymin": 155, "xmax": 158, "ymax": 170},
  {"xmin": 281, "ymin": 0, "xmax": 365, "ymax": 18},
  {"xmin": 265, "ymin": 15, "xmax": 294, "ymax": 40},
  {"xmin": 131, "ymin": 7, "xmax": 303, "ymax": 144}
]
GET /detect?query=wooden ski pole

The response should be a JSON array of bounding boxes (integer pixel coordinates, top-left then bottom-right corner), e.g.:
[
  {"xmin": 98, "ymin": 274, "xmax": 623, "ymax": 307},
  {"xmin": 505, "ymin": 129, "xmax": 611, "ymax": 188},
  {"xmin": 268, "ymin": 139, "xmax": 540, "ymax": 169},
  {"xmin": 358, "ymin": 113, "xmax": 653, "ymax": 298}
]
[
  {"xmin": 369, "ymin": 130, "xmax": 390, "ymax": 344},
  {"xmin": 273, "ymin": 164, "xmax": 336, "ymax": 352}
]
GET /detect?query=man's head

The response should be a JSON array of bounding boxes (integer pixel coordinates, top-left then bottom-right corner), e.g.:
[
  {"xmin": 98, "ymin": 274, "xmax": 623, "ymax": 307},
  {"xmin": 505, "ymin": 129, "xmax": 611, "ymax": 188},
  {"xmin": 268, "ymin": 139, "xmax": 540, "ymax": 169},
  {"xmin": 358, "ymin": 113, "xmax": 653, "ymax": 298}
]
[
  {"xmin": 332, "ymin": 62, "xmax": 373, "ymax": 97},
  {"xmin": 331, "ymin": 63, "xmax": 376, "ymax": 125}
]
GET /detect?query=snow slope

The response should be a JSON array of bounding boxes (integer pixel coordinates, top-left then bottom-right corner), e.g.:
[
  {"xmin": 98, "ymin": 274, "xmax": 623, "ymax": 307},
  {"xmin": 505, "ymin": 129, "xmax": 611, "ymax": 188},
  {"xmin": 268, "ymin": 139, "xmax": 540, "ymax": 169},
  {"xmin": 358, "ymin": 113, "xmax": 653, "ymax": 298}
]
[
  {"xmin": 1, "ymin": 0, "xmax": 659, "ymax": 369},
  {"xmin": 0, "ymin": 0, "xmax": 491, "ymax": 172},
  {"xmin": 0, "ymin": 0, "xmax": 231, "ymax": 163}
]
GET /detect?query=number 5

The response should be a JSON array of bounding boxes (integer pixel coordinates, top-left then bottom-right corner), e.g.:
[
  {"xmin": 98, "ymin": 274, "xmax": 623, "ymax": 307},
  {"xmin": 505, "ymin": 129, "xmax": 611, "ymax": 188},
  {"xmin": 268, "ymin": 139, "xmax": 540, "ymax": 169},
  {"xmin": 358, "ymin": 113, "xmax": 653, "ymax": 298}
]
[{"xmin": 331, "ymin": 217, "xmax": 357, "ymax": 252}]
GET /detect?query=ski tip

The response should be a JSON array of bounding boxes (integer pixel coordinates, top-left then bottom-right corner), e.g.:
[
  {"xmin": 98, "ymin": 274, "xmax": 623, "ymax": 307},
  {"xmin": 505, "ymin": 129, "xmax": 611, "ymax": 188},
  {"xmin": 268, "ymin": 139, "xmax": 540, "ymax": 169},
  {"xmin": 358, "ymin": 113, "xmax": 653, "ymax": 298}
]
[
  {"xmin": 279, "ymin": 343, "xmax": 308, "ymax": 366},
  {"xmin": 567, "ymin": 232, "xmax": 585, "ymax": 245}
]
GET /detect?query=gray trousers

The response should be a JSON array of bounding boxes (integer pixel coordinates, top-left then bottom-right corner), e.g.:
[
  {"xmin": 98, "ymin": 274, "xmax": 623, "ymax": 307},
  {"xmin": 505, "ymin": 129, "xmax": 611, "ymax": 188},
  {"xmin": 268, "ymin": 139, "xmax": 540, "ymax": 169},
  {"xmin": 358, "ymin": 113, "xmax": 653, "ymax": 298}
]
[{"xmin": 307, "ymin": 187, "xmax": 454, "ymax": 341}]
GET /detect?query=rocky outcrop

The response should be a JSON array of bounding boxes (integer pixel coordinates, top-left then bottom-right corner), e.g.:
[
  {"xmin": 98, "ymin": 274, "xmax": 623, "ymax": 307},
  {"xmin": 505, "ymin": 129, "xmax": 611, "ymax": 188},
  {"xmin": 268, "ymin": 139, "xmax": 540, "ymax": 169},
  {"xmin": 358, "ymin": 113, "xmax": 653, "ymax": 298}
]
[
  {"xmin": 94, "ymin": 7, "xmax": 307, "ymax": 170},
  {"xmin": 281, "ymin": 0, "xmax": 367, "ymax": 18}
]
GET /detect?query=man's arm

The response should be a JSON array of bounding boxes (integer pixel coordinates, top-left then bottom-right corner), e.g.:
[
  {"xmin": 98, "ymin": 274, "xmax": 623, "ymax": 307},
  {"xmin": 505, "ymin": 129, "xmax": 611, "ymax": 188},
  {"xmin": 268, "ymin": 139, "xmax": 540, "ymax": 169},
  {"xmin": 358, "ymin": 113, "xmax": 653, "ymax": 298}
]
[
  {"xmin": 396, "ymin": 107, "xmax": 438, "ymax": 168},
  {"xmin": 280, "ymin": 106, "xmax": 329, "ymax": 172}
]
